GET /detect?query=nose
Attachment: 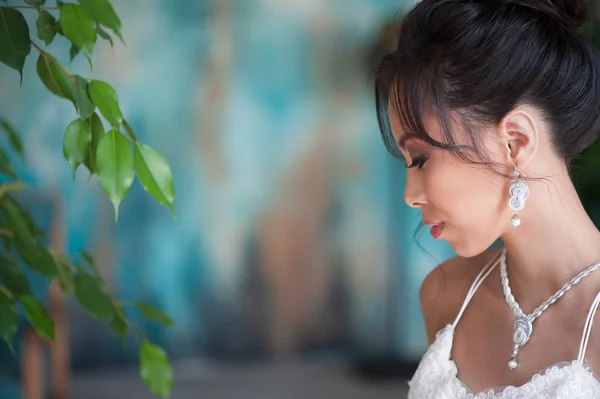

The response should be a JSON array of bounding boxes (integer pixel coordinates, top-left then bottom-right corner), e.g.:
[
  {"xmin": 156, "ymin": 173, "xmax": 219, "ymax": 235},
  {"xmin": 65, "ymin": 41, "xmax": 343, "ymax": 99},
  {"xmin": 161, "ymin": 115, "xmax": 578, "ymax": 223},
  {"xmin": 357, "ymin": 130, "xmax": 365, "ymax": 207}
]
[{"xmin": 404, "ymin": 171, "xmax": 427, "ymax": 208}]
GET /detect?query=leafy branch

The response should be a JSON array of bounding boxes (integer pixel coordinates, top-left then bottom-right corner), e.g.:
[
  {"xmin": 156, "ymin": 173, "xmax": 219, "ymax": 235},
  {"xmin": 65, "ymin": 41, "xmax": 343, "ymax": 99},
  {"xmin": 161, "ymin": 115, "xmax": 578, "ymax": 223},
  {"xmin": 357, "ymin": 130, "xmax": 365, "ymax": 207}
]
[
  {"xmin": 9, "ymin": 5, "xmax": 59, "ymax": 10},
  {"xmin": 0, "ymin": 0, "xmax": 176, "ymax": 397}
]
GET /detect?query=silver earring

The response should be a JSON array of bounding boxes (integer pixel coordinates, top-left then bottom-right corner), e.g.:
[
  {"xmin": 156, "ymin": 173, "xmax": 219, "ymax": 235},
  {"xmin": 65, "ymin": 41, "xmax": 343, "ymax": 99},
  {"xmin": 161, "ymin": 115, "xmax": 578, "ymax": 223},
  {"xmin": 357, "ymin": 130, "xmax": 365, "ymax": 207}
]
[{"xmin": 508, "ymin": 165, "xmax": 530, "ymax": 227}]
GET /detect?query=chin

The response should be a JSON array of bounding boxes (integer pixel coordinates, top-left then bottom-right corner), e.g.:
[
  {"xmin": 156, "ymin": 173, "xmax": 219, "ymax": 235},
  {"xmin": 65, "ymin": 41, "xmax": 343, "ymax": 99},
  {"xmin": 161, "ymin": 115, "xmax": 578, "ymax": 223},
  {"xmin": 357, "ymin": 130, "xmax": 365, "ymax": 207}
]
[{"xmin": 447, "ymin": 238, "xmax": 490, "ymax": 259}]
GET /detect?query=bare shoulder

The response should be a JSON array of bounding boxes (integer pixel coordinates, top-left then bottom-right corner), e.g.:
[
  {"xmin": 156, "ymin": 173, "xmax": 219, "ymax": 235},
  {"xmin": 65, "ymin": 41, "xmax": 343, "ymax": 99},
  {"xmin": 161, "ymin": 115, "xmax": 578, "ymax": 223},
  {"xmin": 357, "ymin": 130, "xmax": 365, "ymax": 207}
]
[{"xmin": 419, "ymin": 247, "xmax": 501, "ymax": 345}]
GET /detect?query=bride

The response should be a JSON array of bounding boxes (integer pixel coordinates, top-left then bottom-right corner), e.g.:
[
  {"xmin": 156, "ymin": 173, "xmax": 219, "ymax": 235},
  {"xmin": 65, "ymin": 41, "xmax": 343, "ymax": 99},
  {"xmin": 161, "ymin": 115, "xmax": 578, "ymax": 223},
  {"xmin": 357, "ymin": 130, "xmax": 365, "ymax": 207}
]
[{"xmin": 375, "ymin": 0, "xmax": 600, "ymax": 397}]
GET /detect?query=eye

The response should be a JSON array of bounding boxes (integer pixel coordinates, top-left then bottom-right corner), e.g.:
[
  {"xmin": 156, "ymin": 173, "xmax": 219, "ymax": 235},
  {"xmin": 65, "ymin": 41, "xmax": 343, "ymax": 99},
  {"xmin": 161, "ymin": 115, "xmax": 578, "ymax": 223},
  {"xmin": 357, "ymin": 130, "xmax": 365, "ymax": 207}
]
[{"xmin": 406, "ymin": 154, "xmax": 428, "ymax": 169}]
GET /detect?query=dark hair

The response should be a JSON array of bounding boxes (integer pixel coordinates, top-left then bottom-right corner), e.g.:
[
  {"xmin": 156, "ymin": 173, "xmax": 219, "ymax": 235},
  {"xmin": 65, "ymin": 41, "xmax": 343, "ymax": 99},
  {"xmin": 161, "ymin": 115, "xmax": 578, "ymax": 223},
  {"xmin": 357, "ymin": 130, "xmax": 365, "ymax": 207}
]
[{"xmin": 375, "ymin": 0, "xmax": 600, "ymax": 166}]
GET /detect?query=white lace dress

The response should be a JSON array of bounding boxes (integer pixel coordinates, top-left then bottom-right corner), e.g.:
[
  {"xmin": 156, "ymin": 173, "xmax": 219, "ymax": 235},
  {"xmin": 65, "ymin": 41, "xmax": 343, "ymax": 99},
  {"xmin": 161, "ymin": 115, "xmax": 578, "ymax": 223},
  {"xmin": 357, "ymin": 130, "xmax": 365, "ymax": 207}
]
[{"xmin": 408, "ymin": 251, "xmax": 600, "ymax": 399}]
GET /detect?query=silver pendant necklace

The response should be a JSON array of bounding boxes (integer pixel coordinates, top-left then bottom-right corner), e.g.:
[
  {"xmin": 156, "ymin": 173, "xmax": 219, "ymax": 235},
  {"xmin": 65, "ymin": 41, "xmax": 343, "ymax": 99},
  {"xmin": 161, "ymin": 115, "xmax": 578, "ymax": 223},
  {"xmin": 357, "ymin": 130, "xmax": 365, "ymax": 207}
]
[{"xmin": 500, "ymin": 248, "xmax": 600, "ymax": 370}]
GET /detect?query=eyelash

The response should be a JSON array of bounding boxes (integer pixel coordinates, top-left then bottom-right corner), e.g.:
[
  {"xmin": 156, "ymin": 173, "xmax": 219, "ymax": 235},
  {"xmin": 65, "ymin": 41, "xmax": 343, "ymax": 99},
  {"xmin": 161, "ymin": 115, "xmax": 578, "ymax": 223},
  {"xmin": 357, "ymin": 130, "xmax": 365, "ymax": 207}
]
[{"xmin": 406, "ymin": 154, "xmax": 428, "ymax": 169}]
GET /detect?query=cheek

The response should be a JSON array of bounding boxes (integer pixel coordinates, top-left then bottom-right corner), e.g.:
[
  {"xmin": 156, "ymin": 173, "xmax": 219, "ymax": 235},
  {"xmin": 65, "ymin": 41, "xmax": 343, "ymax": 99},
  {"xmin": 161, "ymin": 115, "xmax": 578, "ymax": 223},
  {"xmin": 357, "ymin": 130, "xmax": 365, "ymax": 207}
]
[
  {"xmin": 424, "ymin": 155, "xmax": 508, "ymax": 253},
  {"xmin": 426, "ymin": 154, "xmax": 504, "ymax": 211}
]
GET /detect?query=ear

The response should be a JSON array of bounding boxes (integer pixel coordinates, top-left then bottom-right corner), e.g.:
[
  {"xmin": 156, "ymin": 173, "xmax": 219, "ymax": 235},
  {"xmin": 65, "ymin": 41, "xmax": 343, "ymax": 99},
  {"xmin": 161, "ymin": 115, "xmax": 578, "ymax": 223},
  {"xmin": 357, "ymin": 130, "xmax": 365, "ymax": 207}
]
[{"xmin": 497, "ymin": 106, "xmax": 540, "ymax": 171}]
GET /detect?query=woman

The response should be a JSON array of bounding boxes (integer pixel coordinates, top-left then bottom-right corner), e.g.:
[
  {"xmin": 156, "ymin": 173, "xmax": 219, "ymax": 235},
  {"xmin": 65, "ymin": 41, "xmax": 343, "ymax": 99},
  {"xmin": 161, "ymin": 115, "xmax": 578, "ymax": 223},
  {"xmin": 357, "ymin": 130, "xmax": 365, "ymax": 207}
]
[{"xmin": 375, "ymin": 0, "xmax": 600, "ymax": 397}]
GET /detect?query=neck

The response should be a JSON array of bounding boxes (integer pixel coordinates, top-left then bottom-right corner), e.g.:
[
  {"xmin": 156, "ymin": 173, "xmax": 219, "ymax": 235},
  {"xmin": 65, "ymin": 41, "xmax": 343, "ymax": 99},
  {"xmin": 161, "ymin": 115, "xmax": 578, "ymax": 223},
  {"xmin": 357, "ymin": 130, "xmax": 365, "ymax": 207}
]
[{"xmin": 500, "ymin": 170, "xmax": 600, "ymax": 310}]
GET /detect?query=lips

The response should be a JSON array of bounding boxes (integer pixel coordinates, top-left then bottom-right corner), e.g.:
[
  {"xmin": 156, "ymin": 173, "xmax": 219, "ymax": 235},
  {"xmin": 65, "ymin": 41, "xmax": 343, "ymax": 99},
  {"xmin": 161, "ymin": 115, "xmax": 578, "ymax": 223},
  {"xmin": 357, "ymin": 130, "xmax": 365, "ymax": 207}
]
[
  {"xmin": 430, "ymin": 223, "xmax": 445, "ymax": 239},
  {"xmin": 423, "ymin": 220, "xmax": 445, "ymax": 240}
]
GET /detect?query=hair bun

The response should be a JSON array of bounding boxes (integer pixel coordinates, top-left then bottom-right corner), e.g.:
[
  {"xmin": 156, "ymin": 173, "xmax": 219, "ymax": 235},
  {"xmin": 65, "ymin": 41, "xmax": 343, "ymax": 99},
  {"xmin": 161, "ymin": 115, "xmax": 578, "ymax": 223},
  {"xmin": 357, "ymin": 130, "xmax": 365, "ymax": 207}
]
[{"xmin": 534, "ymin": 0, "xmax": 588, "ymax": 29}]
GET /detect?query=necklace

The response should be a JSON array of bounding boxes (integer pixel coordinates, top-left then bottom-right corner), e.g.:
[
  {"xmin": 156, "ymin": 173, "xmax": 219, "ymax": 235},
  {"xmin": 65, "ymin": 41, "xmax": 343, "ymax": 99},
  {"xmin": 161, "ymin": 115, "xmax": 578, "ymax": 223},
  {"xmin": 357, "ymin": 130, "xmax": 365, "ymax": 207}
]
[{"xmin": 500, "ymin": 248, "xmax": 600, "ymax": 371}]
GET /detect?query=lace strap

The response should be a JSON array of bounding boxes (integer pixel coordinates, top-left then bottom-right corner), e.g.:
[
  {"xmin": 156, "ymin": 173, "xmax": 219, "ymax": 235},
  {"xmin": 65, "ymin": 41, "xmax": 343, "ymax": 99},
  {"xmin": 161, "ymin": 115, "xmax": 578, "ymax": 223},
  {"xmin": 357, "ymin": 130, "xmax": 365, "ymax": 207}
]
[
  {"xmin": 577, "ymin": 290, "xmax": 600, "ymax": 363},
  {"xmin": 452, "ymin": 248, "xmax": 503, "ymax": 328}
]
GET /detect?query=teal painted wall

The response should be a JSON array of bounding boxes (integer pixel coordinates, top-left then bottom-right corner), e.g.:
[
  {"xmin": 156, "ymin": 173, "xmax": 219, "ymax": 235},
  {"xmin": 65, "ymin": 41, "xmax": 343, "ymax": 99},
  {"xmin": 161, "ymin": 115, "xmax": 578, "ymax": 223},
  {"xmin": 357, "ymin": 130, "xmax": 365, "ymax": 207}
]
[{"xmin": 0, "ymin": 0, "xmax": 457, "ymax": 395}]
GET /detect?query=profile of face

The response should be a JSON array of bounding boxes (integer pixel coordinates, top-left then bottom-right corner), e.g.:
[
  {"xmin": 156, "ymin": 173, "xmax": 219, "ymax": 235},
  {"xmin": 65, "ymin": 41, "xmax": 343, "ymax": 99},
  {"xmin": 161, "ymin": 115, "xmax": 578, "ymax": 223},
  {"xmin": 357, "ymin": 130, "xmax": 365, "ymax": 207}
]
[
  {"xmin": 390, "ymin": 110, "xmax": 530, "ymax": 258},
  {"xmin": 377, "ymin": 0, "xmax": 600, "ymax": 258}
]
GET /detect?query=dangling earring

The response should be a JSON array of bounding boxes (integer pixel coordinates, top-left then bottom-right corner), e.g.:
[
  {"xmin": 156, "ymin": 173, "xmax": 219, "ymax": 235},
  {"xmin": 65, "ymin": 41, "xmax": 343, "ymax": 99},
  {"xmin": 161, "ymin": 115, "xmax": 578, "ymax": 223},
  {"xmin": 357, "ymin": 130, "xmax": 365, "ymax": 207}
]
[{"xmin": 509, "ymin": 165, "xmax": 530, "ymax": 228}]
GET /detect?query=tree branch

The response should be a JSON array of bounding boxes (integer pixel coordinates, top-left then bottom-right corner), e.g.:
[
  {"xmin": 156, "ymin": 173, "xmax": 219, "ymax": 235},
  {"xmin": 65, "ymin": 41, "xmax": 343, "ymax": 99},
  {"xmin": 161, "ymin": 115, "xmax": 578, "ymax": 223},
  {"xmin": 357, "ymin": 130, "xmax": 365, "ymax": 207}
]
[
  {"xmin": 0, "ymin": 228, "xmax": 14, "ymax": 238},
  {"xmin": 30, "ymin": 40, "xmax": 45, "ymax": 54}
]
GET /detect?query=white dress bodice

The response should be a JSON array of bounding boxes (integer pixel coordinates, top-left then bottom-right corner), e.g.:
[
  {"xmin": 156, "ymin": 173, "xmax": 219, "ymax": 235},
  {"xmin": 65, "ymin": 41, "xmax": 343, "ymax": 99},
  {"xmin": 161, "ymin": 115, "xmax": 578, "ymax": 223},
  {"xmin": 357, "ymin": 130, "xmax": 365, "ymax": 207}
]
[{"xmin": 408, "ymin": 250, "xmax": 600, "ymax": 398}]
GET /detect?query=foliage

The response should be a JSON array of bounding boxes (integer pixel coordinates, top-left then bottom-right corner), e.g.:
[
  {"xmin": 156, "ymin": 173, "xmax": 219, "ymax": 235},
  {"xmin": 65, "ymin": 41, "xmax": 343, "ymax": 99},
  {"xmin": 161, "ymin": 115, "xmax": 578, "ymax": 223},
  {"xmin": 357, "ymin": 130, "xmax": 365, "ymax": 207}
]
[{"xmin": 0, "ymin": 0, "xmax": 175, "ymax": 397}]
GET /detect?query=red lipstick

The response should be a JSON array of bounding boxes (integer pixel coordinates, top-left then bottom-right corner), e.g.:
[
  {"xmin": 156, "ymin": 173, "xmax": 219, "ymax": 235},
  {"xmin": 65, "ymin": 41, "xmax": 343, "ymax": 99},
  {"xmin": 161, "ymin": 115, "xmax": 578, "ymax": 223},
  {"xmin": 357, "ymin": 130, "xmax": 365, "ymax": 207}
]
[
  {"xmin": 429, "ymin": 223, "xmax": 445, "ymax": 239},
  {"xmin": 423, "ymin": 220, "xmax": 445, "ymax": 240}
]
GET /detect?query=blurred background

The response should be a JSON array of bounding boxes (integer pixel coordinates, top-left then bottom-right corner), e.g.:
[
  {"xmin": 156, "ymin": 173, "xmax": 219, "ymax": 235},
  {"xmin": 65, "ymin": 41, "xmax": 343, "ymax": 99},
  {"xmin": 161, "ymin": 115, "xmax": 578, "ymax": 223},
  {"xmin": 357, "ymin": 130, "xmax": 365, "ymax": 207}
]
[{"xmin": 2, "ymin": 0, "xmax": 600, "ymax": 398}]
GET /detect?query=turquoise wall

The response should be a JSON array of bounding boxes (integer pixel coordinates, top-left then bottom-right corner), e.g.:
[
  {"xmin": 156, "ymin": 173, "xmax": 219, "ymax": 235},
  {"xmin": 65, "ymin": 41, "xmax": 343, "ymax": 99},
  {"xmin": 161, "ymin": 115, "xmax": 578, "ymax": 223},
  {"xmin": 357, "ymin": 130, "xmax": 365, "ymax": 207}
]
[{"xmin": 0, "ymin": 0, "xmax": 456, "ymax": 395}]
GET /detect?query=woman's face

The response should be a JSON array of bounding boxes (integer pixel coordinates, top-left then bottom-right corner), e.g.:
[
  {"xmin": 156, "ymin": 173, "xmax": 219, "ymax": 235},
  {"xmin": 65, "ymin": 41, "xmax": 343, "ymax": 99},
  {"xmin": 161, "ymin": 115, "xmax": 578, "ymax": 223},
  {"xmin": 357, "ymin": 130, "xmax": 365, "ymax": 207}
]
[{"xmin": 391, "ymin": 111, "xmax": 512, "ymax": 257}]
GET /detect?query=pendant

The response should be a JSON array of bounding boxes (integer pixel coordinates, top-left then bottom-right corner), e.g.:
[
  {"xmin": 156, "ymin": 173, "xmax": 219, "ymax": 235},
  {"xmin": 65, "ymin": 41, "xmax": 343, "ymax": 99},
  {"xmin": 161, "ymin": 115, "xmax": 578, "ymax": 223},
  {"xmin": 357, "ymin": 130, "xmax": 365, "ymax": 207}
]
[
  {"xmin": 509, "ymin": 316, "xmax": 533, "ymax": 370},
  {"xmin": 509, "ymin": 344, "xmax": 519, "ymax": 370},
  {"xmin": 513, "ymin": 316, "xmax": 533, "ymax": 346}
]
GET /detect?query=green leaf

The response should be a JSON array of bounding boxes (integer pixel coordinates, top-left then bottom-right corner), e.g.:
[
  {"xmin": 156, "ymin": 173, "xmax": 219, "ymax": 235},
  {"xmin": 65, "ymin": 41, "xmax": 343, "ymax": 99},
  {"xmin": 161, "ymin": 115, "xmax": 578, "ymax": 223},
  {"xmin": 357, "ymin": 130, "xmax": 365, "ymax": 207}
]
[
  {"xmin": 6, "ymin": 200, "xmax": 46, "ymax": 241},
  {"xmin": 3, "ymin": 200, "xmax": 58, "ymax": 277},
  {"xmin": 0, "ymin": 119, "xmax": 23, "ymax": 155},
  {"xmin": 73, "ymin": 75, "xmax": 95, "ymax": 118},
  {"xmin": 56, "ymin": 262, "xmax": 74, "ymax": 294},
  {"xmin": 14, "ymin": 239, "xmax": 59, "ymax": 277},
  {"xmin": 36, "ymin": 9, "xmax": 57, "ymax": 46},
  {"xmin": 0, "ymin": 181, "xmax": 26, "ymax": 201},
  {"xmin": 21, "ymin": 296, "xmax": 54, "ymax": 340},
  {"xmin": 96, "ymin": 24, "xmax": 113, "ymax": 48},
  {"xmin": 0, "ymin": 289, "xmax": 18, "ymax": 349},
  {"xmin": 0, "ymin": 7, "xmax": 31, "ymax": 82},
  {"xmin": 52, "ymin": 253, "xmax": 74, "ymax": 294},
  {"xmin": 69, "ymin": 43, "xmax": 79, "ymax": 63},
  {"xmin": 36, "ymin": 53, "xmax": 76, "ymax": 102},
  {"xmin": 0, "ymin": 266, "xmax": 31, "ymax": 297},
  {"xmin": 24, "ymin": 0, "xmax": 45, "ymax": 5},
  {"xmin": 0, "ymin": 148, "xmax": 17, "ymax": 178},
  {"xmin": 77, "ymin": 0, "xmax": 122, "ymax": 42},
  {"xmin": 140, "ymin": 340, "xmax": 173, "ymax": 399},
  {"xmin": 79, "ymin": 251, "xmax": 102, "ymax": 279},
  {"xmin": 83, "ymin": 113, "xmax": 104, "ymax": 174},
  {"xmin": 0, "ymin": 250, "xmax": 32, "ymax": 296},
  {"xmin": 0, "ymin": 287, "xmax": 12, "ymax": 299},
  {"xmin": 3, "ymin": 200, "xmax": 57, "ymax": 277},
  {"xmin": 111, "ymin": 303, "xmax": 128, "ymax": 342},
  {"xmin": 80, "ymin": 251, "xmax": 94, "ymax": 267},
  {"xmin": 74, "ymin": 272, "xmax": 114, "ymax": 321},
  {"xmin": 59, "ymin": 3, "xmax": 97, "ymax": 61},
  {"xmin": 88, "ymin": 80, "xmax": 122, "ymax": 127},
  {"xmin": 96, "ymin": 129, "xmax": 135, "ymax": 221},
  {"xmin": 134, "ymin": 302, "xmax": 174, "ymax": 328},
  {"xmin": 63, "ymin": 119, "xmax": 92, "ymax": 180},
  {"xmin": 3, "ymin": 199, "xmax": 34, "ymax": 238},
  {"xmin": 134, "ymin": 144, "xmax": 175, "ymax": 214}
]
